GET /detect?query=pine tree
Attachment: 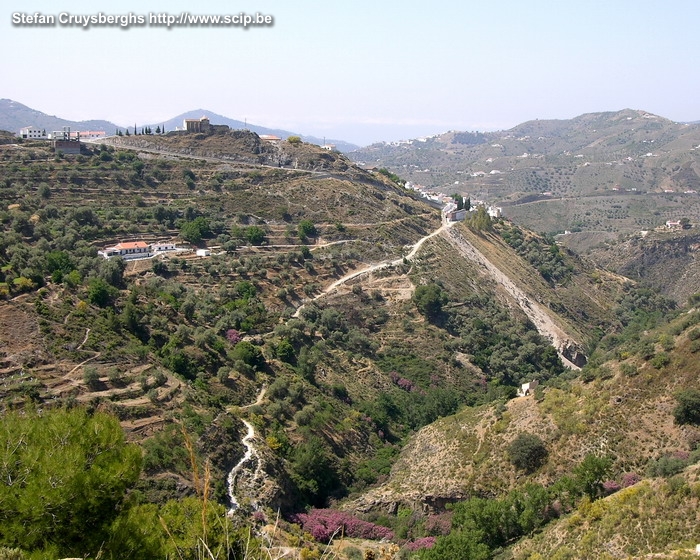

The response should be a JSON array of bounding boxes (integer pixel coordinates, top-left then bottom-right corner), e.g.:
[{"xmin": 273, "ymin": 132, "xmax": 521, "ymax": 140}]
[{"xmin": 156, "ymin": 125, "xmax": 161, "ymax": 134}]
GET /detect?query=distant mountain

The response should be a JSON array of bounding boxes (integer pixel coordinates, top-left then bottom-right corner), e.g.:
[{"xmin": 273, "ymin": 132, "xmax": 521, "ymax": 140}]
[
  {"xmin": 0, "ymin": 99, "xmax": 359, "ymax": 152},
  {"xmin": 151, "ymin": 109, "xmax": 359, "ymax": 152},
  {"xmin": 0, "ymin": 98, "xmax": 118, "ymax": 134},
  {"xmin": 349, "ymin": 109, "xmax": 700, "ymax": 239}
]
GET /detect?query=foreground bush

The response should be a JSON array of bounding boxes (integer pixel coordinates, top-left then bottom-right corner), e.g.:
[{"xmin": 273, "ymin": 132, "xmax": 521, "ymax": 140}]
[{"xmin": 0, "ymin": 408, "xmax": 142, "ymax": 556}]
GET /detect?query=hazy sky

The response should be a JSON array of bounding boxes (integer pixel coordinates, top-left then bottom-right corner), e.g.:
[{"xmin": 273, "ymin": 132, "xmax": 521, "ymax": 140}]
[{"xmin": 3, "ymin": 0, "xmax": 699, "ymax": 145}]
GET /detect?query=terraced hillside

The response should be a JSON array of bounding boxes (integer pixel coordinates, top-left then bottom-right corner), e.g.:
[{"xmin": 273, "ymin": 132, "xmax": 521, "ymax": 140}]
[{"xmin": 1, "ymin": 130, "xmax": 693, "ymax": 559}]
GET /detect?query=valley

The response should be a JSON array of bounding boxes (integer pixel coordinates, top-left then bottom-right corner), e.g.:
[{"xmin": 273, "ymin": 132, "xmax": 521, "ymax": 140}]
[{"xmin": 1, "ymin": 117, "xmax": 699, "ymax": 559}]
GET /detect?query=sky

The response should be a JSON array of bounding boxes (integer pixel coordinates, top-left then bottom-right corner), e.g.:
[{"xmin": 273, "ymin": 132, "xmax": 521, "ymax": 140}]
[{"xmin": 2, "ymin": 0, "xmax": 699, "ymax": 146}]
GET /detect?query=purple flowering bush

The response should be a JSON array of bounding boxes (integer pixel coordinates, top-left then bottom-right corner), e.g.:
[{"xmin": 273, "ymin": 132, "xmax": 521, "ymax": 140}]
[
  {"xmin": 226, "ymin": 329, "xmax": 242, "ymax": 345},
  {"xmin": 293, "ymin": 509, "xmax": 394, "ymax": 543},
  {"xmin": 621, "ymin": 472, "xmax": 642, "ymax": 487},
  {"xmin": 404, "ymin": 537, "xmax": 436, "ymax": 551}
]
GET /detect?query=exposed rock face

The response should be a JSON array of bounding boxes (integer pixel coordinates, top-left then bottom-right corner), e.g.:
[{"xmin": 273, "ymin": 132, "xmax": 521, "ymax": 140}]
[
  {"xmin": 443, "ymin": 227, "xmax": 586, "ymax": 369},
  {"xmin": 560, "ymin": 340, "xmax": 588, "ymax": 368},
  {"xmin": 590, "ymin": 231, "xmax": 700, "ymax": 304}
]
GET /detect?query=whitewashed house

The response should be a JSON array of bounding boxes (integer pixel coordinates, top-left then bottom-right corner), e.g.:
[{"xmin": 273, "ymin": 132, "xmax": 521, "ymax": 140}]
[{"xmin": 99, "ymin": 241, "xmax": 150, "ymax": 259}]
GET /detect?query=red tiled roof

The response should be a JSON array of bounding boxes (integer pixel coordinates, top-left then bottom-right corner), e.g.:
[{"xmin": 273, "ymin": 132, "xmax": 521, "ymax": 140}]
[{"xmin": 114, "ymin": 241, "xmax": 148, "ymax": 250}]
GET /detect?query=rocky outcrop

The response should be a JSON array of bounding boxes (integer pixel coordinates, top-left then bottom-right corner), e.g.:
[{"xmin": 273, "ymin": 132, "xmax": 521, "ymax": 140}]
[{"xmin": 443, "ymin": 227, "xmax": 587, "ymax": 369}]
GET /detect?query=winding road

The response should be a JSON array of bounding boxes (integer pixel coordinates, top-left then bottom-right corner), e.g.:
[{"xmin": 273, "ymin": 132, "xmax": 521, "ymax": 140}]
[{"xmin": 293, "ymin": 217, "xmax": 455, "ymax": 317}]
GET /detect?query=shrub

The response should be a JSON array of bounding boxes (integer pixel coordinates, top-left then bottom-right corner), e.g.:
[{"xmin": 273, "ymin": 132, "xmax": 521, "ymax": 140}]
[
  {"xmin": 673, "ymin": 389, "xmax": 700, "ymax": 425},
  {"xmin": 292, "ymin": 509, "xmax": 394, "ymax": 543},
  {"xmin": 245, "ymin": 226, "xmax": 266, "ymax": 245},
  {"xmin": 508, "ymin": 433, "xmax": 548, "ymax": 472},
  {"xmin": 87, "ymin": 277, "xmax": 116, "ymax": 307},
  {"xmin": 298, "ymin": 220, "xmax": 317, "ymax": 240},
  {"xmin": 621, "ymin": 472, "xmax": 642, "ymax": 487},
  {"xmin": 83, "ymin": 366, "xmax": 100, "ymax": 390},
  {"xmin": 230, "ymin": 341, "xmax": 264, "ymax": 370},
  {"xmin": 647, "ymin": 454, "xmax": 688, "ymax": 477},
  {"xmin": 574, "ymin": 454, "xmax": 613, "ymax": 499},
  {"xmin": 413, "ymin": 283, "xmax": 448, "ymax": 320},
  {"xmin": 602, "ymin": 480, "xmax": 621, "ymax": 495},
  {"xmin": 405, "ymin": 537, "xmax": 436, "ymax": 551},
  {"xmin": 650, "ymin": 352, "xmax": 671, "ymax": 369},
  {"xmin": 226, "ymin": 329, "xmax": 242, "ymax": 345},
  {"xmin": 0, "ymin": 408, "xmax": 141, "ymax": 554}
]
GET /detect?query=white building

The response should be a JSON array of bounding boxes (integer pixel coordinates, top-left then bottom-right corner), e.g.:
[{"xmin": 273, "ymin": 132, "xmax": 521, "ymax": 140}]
[
  {"xmin": 151, "ymin": 242, "xmax": 177, "ymax": 253},
  {"xmin": 196, "ymin": 249, "xmax": 211, "ymax": 257},
  {"xmin": 487, "ymin": 206, "xmax": 503, "ymax": 218},
  {"xmin": 18, "ymin": 126, "xmax": 47, "ymax": 139},
  {"xmin": 518, "ymin": 380, "xmax": 539, "ymax": 397},
  {"xmin": 99, "ymin": 241, "xmax": 150, "ymax": 259}
]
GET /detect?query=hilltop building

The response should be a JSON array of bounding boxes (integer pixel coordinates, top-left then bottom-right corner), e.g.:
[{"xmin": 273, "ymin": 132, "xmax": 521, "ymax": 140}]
[
  {"xmin": 183, "ymin": 116, "xmax": 210, "ymax": 133},
  {"xmin": 518, "ymin": 380, "xmax": 539, "ymax": 397},
  {"xmin": 99, "ymin": 241, "xmax": 180, "ymax": 259},
  {"xmin": 18, "ymin": 126, "xmax": 47, "ymax": 139},
  {"xmin": 49, "ymin": 127, "xmax": 82, "ymax": 155},
  {"xmin": 487, "ymin": 206, "xmax": 503, "ymax": 218}
]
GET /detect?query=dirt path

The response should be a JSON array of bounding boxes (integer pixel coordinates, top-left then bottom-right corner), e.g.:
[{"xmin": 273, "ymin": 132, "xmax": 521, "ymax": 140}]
[
  {"xmin": 443, "ymin": 227, "xmax": 582, "ymax": 369},
  {"xmin": 227, "ymin": 385, "xmax": 267, "ymax": 513},
  {"xmin": 292, "ymin": 217, "xmax": 455, "ymax": 317}
]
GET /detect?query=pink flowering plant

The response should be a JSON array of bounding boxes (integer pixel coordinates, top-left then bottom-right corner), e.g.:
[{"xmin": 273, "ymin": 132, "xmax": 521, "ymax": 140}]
[{"xmin": 292, "ymin": 509, "xmax": 394, "ymax": 543}]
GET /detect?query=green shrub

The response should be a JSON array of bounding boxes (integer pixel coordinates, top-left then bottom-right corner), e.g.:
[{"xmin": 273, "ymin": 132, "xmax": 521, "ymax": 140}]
[
  {"xmin": 231, "ymin": 341, "xmax": 265, "ymax": 370},
  {"xmin": 0, "ymin": 408, "xmax": 141, "ymax": 555},
  {"xmin": 413, "ymin": 283, "xmax": 447, "ymax": 320},
  {"xmin": 650, "ymin": 352, "xmax": 671, "ymax": 369},
  {"xmin": 83, "ymin": 366, "xmax": 100, "ymax": 389},
  {"xmin": 687, "ymin": 328, "xmax": 700, "ymax": 341},
  {"xmin": 508, "ymin": 433, "xmax": 548, "ymax": 472},
  {"xmin": 647, "ymin": 455, "xmax": 688, "ymax": 477},
  {"xmin": 673, "ymin": 389, "xmax": 700, "ymax": 425},
  {"xmin": 87, "ymin": 277, "xmax": 116, "ymax": 307}
]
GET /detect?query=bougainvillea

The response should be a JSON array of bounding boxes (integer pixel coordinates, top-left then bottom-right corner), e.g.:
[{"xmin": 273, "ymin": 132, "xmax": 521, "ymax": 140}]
[
  {"xmin": 602, "ymin": 480, "xmax": 621, "ymax": 495},
  {"xmin": 404, "ymin": 537, "xmax": 436, "ymax": 551},
  {"xmin": 226, "ymin": 329, "xmax": 242, "ymax": 345},
  {"xmin": 292, "ymin": 509, "xmax": 394, "ymax": 543},
  {"xmin": 621, "ymin": 472, "xmax": 642, "ymax": 487}
]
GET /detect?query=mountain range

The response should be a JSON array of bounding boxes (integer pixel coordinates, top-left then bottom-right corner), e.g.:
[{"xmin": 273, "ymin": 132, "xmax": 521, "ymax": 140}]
[
  {"xmin": 0, "ymin": 98, "xmax": 359, "ymax": 152},
  {"xmin": 350, "ymin": 109, "xmax": 700, "ymax": 246}
]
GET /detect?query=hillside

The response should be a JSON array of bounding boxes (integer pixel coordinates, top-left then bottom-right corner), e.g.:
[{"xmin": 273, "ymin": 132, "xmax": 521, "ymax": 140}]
[
  {"xmin": 99, "ymin": 129, "xmax": 365, "ymax": 176},
  {"xmin": 154, "ymin": 108, "xmax": 359, "ymax": 152},
  {"xmin": 583, "ymin": 228, "xmax": 700, "ymax": 304},
  {"xmin": 350, "ymin": 109, "xmax": 700, "ymax": 238},
  {"xmin": 1, "ymin": 130, "xmax": 697, "ymax": 559},
  {"xmin": 0, "ymin": 98, "xmax": 117, "ymax": 133}
]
